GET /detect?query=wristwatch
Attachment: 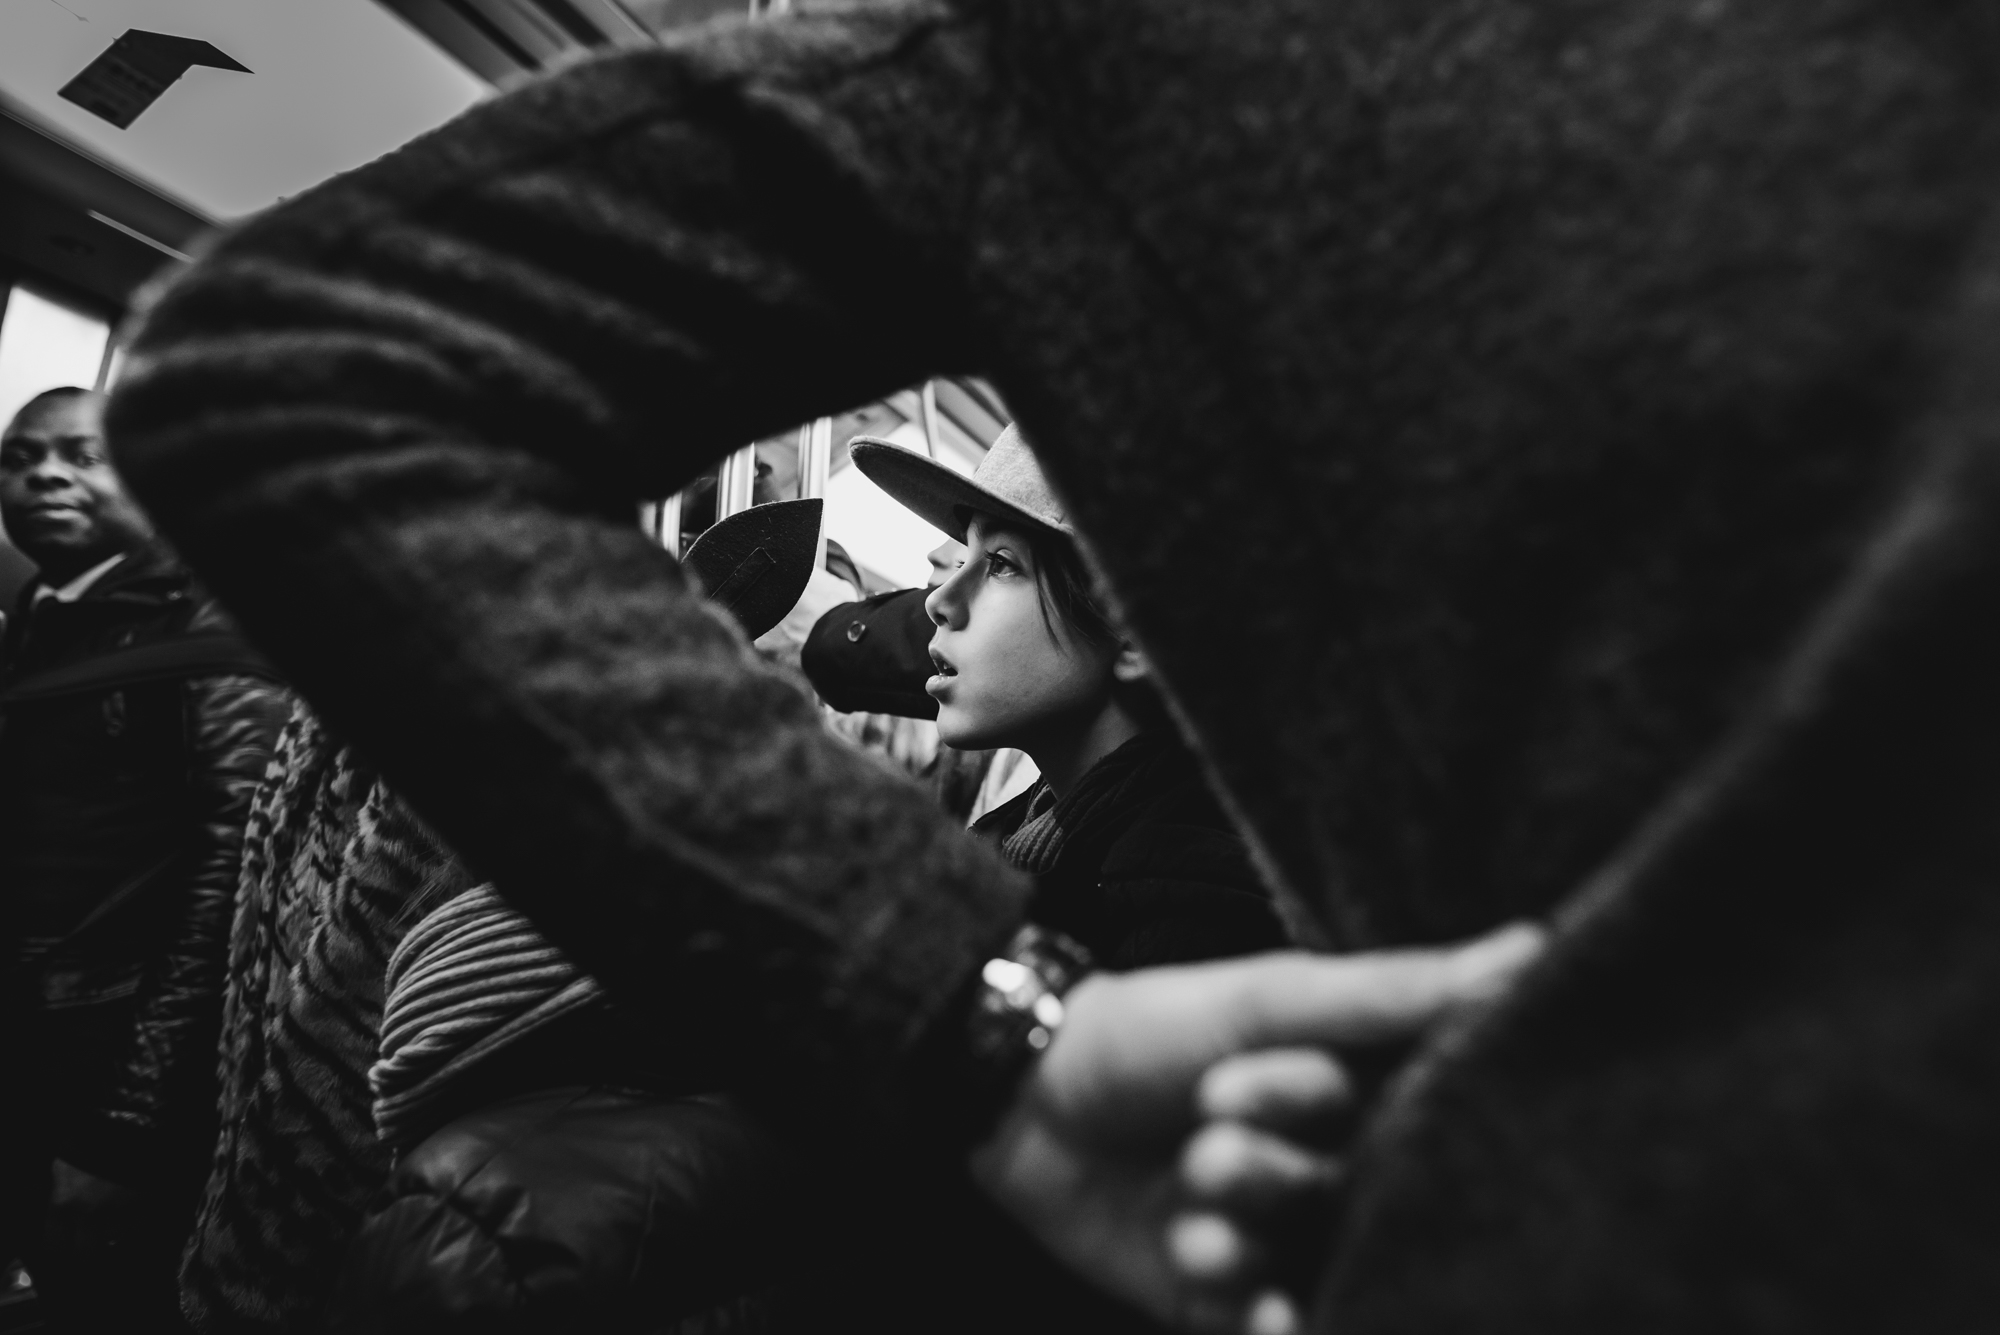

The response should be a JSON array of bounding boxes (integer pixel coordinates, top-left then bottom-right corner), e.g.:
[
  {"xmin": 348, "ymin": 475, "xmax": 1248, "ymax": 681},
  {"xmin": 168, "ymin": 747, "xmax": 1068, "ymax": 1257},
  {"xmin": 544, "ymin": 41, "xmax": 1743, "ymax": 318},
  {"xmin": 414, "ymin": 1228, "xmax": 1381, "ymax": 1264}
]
[{"xmin": 955, "ymin": 923, "xmax": 1094, "ymax": 1134}]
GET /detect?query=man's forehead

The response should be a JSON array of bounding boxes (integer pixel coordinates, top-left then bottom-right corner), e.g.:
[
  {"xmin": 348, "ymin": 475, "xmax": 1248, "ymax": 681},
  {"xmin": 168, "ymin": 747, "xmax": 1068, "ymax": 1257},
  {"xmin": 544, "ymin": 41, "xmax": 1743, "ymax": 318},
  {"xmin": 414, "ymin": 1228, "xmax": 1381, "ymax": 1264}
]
[{"xmin": 3, "ymin": 397, "xmax": 104, "ymax": 444}]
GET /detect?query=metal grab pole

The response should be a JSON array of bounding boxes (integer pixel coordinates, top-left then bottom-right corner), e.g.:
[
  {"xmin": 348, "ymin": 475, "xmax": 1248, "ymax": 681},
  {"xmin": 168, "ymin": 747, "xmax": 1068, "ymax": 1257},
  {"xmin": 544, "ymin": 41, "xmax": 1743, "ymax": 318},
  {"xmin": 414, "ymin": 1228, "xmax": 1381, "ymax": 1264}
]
[
  {"xmin": 799, "ymin": 416, "xmax": 832, "ymax": 569},
  {"xmin": 920, "ymin": 380, "xmax": 940, "ymax": 459},
  {"xmin": 657, "ymin": 491, "xmax": 684, "ymax": 557},
  {"xmin": 799, "ymin": 418, "xmax": 831, "ymax": 499},
  {"xmin": 716, "ymin": 444, "xmax": 757, "ymax": 519}
]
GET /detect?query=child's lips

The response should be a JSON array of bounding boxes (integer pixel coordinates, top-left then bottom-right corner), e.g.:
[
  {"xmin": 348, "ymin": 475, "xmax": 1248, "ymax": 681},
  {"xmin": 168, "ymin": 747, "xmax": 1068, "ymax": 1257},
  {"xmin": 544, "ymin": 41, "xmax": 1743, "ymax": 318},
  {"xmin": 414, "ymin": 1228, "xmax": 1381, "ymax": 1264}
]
[{"xmin": 926, "ymin": 650, "xmax": 956, "ymax": 697}]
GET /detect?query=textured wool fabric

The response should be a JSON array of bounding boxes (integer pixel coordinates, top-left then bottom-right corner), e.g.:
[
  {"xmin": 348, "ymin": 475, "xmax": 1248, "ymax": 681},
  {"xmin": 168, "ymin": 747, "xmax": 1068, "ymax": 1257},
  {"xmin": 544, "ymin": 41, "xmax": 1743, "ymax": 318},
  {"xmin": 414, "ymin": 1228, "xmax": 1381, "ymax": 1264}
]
[{"xmin": 107, "ymin": 0, "xmax": 2000, "ymax": 1328}]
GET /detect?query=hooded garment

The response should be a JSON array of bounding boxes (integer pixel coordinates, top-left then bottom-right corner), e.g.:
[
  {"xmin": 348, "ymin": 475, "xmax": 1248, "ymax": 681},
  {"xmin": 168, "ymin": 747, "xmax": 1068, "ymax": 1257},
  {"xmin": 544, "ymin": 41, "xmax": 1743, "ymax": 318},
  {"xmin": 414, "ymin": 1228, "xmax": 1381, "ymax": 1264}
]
[{"xmin": 108, "ymin": 0, "xmax": 2000, "ymax": 1329}]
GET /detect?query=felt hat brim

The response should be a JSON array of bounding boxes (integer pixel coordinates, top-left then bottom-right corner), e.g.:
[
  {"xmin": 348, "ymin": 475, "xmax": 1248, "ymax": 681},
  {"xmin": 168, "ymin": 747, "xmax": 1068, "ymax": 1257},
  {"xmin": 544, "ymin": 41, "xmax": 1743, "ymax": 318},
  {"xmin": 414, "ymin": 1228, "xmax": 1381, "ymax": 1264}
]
[
  {"xmin": 849, "ymin": 438, "xmax": 1065, "ymax": 543},
  {"xmin": 681, "ymin": 497, "xmax": 823, "ymax": 640}
]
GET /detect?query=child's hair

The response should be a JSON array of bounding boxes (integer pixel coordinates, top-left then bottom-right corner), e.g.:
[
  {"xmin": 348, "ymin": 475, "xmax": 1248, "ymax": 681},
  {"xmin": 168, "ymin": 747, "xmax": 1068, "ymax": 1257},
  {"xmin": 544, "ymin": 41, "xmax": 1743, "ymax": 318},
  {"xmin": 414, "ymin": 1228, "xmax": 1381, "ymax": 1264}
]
[
  {"xmin": 1023, "ymin": 527, "xmax": 1118, "ymax": 651},
  {"xmin": 1021, "ymin": 527, "xmax": 1173, "ymax": 732}
]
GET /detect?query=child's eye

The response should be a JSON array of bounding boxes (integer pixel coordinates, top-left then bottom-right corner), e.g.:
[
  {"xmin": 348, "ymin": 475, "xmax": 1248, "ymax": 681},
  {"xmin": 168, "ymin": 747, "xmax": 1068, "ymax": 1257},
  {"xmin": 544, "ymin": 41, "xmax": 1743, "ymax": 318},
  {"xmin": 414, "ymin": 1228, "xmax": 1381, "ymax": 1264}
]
[{"xmin": 984, "ymin": 551, "xmax": 1019, "ymax": 577}]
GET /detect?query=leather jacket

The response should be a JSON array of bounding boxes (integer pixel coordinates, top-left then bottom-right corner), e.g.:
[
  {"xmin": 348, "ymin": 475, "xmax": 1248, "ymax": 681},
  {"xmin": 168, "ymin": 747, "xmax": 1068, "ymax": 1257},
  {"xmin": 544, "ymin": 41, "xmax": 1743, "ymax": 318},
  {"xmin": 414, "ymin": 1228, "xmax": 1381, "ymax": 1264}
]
[{"xmin": 0, "ymin": 543, "xmax": 289, "ymax": 1182}]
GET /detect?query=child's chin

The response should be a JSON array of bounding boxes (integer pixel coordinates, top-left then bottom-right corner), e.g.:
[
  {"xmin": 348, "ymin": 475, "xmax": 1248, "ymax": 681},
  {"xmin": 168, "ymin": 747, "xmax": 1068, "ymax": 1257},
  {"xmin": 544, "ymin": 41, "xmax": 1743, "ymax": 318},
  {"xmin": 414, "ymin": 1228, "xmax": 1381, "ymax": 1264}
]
[{"xmin": 934, "ymin": 711, "xmax": 990, "ymax": 751}]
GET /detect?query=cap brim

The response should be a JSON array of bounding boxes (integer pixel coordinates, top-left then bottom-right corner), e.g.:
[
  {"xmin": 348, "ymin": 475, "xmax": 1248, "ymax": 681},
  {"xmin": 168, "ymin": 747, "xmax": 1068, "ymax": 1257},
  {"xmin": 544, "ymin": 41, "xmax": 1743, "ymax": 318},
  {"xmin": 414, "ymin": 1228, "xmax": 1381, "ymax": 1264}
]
[
  {"xmin": 681, "ymin": 497, "xmax": 823, "ymax": 640},
  {"xmin": 849, "ymin": 438, "xmax": 1062, "ymax": 543}
]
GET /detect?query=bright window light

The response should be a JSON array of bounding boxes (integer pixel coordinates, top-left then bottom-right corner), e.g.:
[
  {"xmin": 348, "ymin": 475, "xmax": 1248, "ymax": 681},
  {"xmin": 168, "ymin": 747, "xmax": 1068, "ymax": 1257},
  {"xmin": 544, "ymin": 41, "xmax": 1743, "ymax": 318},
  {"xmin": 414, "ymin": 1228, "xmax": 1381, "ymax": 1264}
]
[
  {"xmin": 0, "ymin": 284, "xmax": 112, "ymax": 428},
  {"xmin": 824, "ymin": 421, "xmax": 954, "ymax": 589}
]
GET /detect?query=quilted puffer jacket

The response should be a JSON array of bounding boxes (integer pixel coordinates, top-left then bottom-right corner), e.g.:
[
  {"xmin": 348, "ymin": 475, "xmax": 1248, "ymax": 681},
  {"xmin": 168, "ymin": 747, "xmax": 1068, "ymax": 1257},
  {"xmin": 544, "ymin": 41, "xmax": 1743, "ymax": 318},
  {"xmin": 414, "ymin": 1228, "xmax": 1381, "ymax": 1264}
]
[
  {"xmin": 331, "ymin": 1061, "xmax": 1162, "ymax": 1335},
  {"xmin": 330, "ymin": 1086, "xmax": 792, "ymax": 1335},
  {"xmin": 329, "ymin": 732, "xmax": 1281, "ymax": 1335},
  {"xmin": 0, "ymin": 542, "xmax": 289, "ymax": 1184}
]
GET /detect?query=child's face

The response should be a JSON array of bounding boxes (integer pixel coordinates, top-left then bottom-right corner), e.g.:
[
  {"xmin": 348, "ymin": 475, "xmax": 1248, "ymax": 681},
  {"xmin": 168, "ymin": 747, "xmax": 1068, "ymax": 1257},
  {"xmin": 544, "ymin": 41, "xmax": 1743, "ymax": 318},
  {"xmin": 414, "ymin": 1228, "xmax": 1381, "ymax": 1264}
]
[{"xmin": 923, "ymin": 515, "xmax": 1116, "ymax": 752}]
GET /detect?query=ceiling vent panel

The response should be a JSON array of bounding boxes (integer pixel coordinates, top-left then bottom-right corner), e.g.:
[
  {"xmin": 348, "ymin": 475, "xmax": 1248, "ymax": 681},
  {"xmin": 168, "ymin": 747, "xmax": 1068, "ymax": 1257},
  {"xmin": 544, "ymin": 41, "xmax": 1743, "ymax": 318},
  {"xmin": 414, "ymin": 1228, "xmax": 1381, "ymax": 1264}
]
[
  {"xmin": 376, "ymin": 0, "xmax": 774, "ymax": 85},
  {"xmin": 57, "ymin": 30, "xmax": 250, "ymax": 130}
]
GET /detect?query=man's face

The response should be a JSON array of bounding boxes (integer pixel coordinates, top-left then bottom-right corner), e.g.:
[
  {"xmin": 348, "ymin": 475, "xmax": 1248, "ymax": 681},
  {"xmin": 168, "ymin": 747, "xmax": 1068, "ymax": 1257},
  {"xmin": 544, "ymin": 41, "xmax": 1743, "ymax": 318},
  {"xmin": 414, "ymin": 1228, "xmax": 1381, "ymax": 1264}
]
[
  {"xmin": 0, "ymin": 394, "xmax": 153, "ymax": 576},
  {"xmin": 753, "ymin": 439, "xmax": 800, "ymax": 507}
]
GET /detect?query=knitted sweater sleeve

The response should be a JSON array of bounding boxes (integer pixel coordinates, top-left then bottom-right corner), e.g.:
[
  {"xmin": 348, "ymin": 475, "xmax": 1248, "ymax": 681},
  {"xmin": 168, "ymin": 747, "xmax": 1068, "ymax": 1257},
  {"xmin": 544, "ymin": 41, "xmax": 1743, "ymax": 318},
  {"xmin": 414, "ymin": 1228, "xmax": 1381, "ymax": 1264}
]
[{"xmin": 107, "ymin": 4, "xmax": 1031, "ymax": 1145}]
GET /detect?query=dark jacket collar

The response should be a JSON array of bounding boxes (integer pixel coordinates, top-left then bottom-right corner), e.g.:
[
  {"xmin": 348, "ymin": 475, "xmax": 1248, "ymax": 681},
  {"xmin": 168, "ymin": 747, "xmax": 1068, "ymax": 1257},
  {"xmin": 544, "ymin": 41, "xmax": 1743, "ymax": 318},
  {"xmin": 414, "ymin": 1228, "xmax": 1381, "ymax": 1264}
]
[
  {"xmin": 5, "ymin": 542, "xmax": 196, "ymax": 682},
  {"xmin": 977, "ymin": 732, "xmax": 1190, "ymax": 875},
  {"xmin": 14, "ymin": 541, "xmax": 188, "ymax": 615}
]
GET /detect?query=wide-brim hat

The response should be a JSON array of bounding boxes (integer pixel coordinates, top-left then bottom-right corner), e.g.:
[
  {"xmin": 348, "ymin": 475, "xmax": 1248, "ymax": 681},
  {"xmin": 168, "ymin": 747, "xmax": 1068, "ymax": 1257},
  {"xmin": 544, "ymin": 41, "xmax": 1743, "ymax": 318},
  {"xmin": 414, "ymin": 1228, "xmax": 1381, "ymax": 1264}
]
[
  {"xmin": 849, "ymin": 423, "xmax": 1070, "ymax": 543},
  {"xmin": 681, "ymin": 496, "xmax": 822, "ymax": 640}
]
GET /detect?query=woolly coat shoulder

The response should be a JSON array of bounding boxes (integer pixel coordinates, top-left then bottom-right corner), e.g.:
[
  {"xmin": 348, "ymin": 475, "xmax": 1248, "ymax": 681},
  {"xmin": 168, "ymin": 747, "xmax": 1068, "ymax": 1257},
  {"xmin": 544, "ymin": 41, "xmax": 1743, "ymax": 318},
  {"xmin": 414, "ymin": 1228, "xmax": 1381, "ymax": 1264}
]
[{"xmin": 108, "ymin": 0, "xmax": 2000, "ymax": 1328}]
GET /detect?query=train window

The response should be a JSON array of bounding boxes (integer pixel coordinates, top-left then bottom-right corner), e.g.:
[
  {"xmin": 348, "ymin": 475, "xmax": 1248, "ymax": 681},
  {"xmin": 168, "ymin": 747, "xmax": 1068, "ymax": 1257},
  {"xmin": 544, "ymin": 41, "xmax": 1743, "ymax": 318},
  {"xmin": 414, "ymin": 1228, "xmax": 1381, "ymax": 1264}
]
[
  {"xmin": 0, "ymin": 280, "xmax": 114, "ymax": 424},
  {"xmin": 642, "ymin": 378, "xmax": 1009, "ymax": 595},
  {"xmin": 822, "ymin": 379, "xmax": 1006, "ymax": 591}
]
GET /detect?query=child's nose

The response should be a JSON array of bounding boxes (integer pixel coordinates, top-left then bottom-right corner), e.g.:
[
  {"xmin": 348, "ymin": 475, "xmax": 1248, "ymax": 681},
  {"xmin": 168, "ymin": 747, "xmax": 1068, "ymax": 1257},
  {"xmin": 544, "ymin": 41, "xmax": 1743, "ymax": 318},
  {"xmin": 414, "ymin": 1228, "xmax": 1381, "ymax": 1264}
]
[{"xmin": 924, "ymin": 571, "xmax": 969, "ymax": 628}]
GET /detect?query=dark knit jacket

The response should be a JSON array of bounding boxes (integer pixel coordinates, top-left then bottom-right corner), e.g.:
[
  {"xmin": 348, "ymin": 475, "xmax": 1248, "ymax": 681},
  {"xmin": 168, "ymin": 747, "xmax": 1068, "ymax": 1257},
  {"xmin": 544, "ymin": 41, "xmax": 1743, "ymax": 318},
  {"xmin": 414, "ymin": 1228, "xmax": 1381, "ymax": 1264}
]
[
  {"xmin": 974, "ymin": 733, "xmax": 1287, "ymax": 970},
  {"xmin": 0, "ymin": 544, "xmax": 288, "ymax": 1185},
  {"xmin": 108, "ymin": 0, "xmax": 2000, "ymax": 1329}
]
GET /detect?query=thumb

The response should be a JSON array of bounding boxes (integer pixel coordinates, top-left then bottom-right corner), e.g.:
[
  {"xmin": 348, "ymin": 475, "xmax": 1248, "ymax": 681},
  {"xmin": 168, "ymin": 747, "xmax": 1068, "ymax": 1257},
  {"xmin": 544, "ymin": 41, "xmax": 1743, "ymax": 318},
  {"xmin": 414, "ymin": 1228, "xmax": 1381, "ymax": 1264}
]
[{"xmin": 1229, "ymin": 922, "xmax": 1547, "ymax": 1051}]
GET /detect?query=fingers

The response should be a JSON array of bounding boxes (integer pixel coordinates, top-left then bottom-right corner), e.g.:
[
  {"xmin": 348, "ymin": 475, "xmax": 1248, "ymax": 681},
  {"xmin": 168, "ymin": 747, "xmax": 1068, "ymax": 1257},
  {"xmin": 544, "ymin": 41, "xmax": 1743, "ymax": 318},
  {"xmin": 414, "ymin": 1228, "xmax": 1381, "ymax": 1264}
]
[
  {"xmin": 1165, "ymin": 1212, "xmax": 1312, "ymax": 1335},
  {"xmin": 1166, "ymin": 1214, "xmax": 1277, "ymax": 1335},
  {"xmin": 1198, "ymin": 1048, "xmax": 1352, "ymax": 1135},
  {"xmin": 1229, "ymin": 921, "xmax": 1547, "ymax": 1052},
  {"xmin": 1169, "ymin": 1120, "xmax": 1342, "ymax": 1335},
  {"xmin": 1160, "ymin": 926, "xmax": 1542, "ymax": 1335},
  {"xmin": 980, "ymin": 925, "xmax": 1545, "ymax": 1335},
  {"xmin": 1173, "ymin": 1122, "xmax": 1342, "ymax": 1291},
  {"xmin": 1245, "ymin": 1290, "xmax": 1303, "ymax": 1335},
  {"xmin": 1181, "ymin": 1119, "xmax": 1342, "ymax": 1211},
  {"xmin": 1169, "ymin": 1210, "xmax": 1264, "ymax": 1282},
  {"xmin": 1439, "ymin": 921, "xmax": 1548, "ymax": 1002}
]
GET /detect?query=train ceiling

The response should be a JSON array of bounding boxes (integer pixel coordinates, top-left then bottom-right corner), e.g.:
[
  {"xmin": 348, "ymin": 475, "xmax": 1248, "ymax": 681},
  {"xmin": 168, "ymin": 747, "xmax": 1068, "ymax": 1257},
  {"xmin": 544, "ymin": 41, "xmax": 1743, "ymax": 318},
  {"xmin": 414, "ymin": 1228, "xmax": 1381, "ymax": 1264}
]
[
  {"xmin": 0, "ymin": 0, "xmax": 1004, "ymax": 469},
  {"xmin": 0, "ymin": 0, "xmax": 860, "ymax": 307},
  {"xmin": 1, "ymin": 0, "xmax": 486, "ymax": 224}
]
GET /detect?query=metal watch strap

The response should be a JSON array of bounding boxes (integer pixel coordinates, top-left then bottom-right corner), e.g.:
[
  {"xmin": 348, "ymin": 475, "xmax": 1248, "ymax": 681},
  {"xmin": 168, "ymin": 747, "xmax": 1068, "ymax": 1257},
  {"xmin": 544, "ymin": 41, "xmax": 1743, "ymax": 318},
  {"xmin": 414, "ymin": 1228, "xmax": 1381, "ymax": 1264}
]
[{"xmin": 957, "ymin": 923, "xmax": 1095, "ymax": 1131}]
